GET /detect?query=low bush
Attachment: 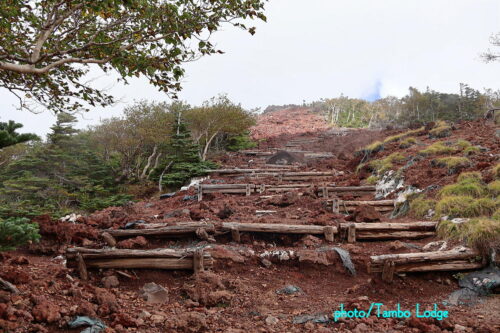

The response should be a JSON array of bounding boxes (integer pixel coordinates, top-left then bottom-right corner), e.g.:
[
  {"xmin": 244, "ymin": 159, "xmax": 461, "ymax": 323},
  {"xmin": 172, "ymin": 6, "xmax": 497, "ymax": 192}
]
[{"xmin": 0, "ymin": 217, "xmax": 40, "ymax": 251}]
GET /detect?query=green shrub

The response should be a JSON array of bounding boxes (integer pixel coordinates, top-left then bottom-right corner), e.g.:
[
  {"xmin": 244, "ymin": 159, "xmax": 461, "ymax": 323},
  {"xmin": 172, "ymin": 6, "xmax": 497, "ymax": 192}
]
[
  {"xmin": 419, "ymin": 141, "xmax": 455, "ymax": 155},
  {"xmin": 226, "ymin": 132, "xmax": 257, "ymax": 151},
  {"xmin": 0, "ymin": 217, "xmax": 40, "ymax": 251},
  {"xmin": 437, "ymin": 218, "xmax": 500, "ymax": 253},
  {"xmin": 410, "ymin": 196, "xmax": 436, "ymax": 218}
]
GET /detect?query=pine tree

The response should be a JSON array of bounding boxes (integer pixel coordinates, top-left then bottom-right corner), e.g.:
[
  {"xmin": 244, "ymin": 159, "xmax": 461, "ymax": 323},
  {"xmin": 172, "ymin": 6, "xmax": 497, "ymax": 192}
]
[
  {"xmin": 0, "ymin": 120, "xmax": 39, "ymax": 149},
  {"xmin": 157, "ymin": 111, "xmax": 216, "ymax": 189}
]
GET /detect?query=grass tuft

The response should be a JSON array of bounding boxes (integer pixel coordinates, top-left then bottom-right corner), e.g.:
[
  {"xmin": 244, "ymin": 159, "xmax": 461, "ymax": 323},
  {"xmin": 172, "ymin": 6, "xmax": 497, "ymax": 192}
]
[
  {"xmin": 457, "ymin": 171, "xmax": 482, "ymax": 183},
  {"xmin": 455, "ymin": 139, "xmax": 472, "ymax": 150},
  {"xmin": 463, "ymin": 146, "xmax": 480, "ymax": 156},
  {"xmin": 487, "ymin": 180, "xmax": 500, "ymax": 196},
  {"xmin": 368, "ymin": 152, "xmax": 406, "ymax": 174},
  {"xmin": 493, "ymin": 163, "xmax": 500, "ymax": 179},
  {"xmin": 437, "ymin": 218, "xmax": 500, "ymax": 253},
  {"xmin": 399, "ymin": 137, "xmax": 417, "ymax": 149},
  {"xmin": 419, "ymin": 141, "xmax": 456, "ymax": 156},
  {"xmin": 432, "ymin": 157, "xmax": 471, "ymax": 173},
  {"xmin": 366, "ymin": 175, "xmax": 379, "ymax": 185},
  {"xmin": 429, "ymin": 121, "xmax": 452, "ymax": 138},
  {"xmin": 410, "ymin": 196, "xmax": 436, "ymax": 218}
]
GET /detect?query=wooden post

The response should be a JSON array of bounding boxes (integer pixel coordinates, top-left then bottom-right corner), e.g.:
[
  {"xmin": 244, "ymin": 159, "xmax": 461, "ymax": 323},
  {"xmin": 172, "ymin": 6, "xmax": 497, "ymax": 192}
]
[
  {"xmin": 331, "ymin": 198, "xmax": 339, "ymax": 213},
  {"xmin": 245, "ymin": 184, "xmax": 252, "ymax": 196},
  {"xmin": 197, "ymin": 184, "xmax": 203, "ymax": 201},
  {"xmin": 193, "ymin": 250, "xmax": 204, "ymax": 275},
  {"xmin": 381, "ymin": 260, "xmax": 395, "ymax": 283},
  {"xmin": 76, "ymin": 253, "xmax": 88, "ymax": 281},
  {"xmin": 324, "ymin": 226, "xmax": 335, "ymax": 242},
  {"xmin": 278, "ymin": 173, "xmax": 283, "ymax": 183},
  {"xmin": 101, "ymin": 232, "xmax": 117, "ymax": 247},
  {"xmin": 322, "ymin": 186, "xmax": 328, "ymax": 199},
  {"xmin": 347, "ymin": 224, "xmax": 356, "ymax": 243},
  {"xmin": 231, "ymin": 227, "xmax": 241, "ymax": 243}
]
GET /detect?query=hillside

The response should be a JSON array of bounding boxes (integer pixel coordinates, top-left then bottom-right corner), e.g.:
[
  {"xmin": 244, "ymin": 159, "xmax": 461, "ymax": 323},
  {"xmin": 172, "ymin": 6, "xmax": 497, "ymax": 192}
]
[{"xmin": 0, "ymin": 109, "xmax": 499, "ymax": 333}]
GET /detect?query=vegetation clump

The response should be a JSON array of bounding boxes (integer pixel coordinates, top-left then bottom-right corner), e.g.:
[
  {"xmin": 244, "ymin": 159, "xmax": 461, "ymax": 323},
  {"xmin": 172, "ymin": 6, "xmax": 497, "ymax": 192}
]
[
  {"xmin": 492, "ymin": 163, "xmax": 500, "ymax": 179},
  {"xmin": 431, "ymin": 156, "xmax": 471, "ymax": 173},
  {"xmin": 455, "ymin": 139, "xmax": 472, "ymax": 150},
  {"xmin": 366, "ymin": 175, "xmax": 379, "ymax": 185},
  {"xmin": 487, "ymin": 180, "xmax": 500, "ymax": 196},
  {"xmin": 437, "ymin": 218, "xmax": 499, "ymax": 253},
  {"xmin": 419, "ymin": 141, "xmax": 455, "ymax": 155},
  {"xmin": 429, "ymin": 120, "xmax": 452, "ymax": 138},
  {"xmin": 438, "ymin": 173, "xmax": 485, "ymax": 198},
  {"xmin": 463, "ymin": 146, "xmax": 480, "ymax": 156},
  {"xmin": 409, "ymin": 196, "xmax": 436, "ymax": 218},
  {"xmin": 383, "ymin": 127, "xmax": 425, "ymax": 144},
  {"xmin": 399, "ymin": 137, "xmax": 417, "ymax": 149},
  {"xmin": 357, "ymin": 140, "xmax": 384, "ymax": 157},
  {"xmin": 0, "ymin": 218, "xmax": 40, "ymax": 251},
  {"xmin": 368, "ymin": 152, "xmax": 406, "ymax": 174}
]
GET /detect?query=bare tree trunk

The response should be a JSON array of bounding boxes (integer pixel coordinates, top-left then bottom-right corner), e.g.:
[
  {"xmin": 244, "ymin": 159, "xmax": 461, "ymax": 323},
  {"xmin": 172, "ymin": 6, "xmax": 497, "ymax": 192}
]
[
  {"xmin": 140, "ymin": 145, "xmax": 157, "ymax": 179},
  {"xmin": 148, "ymin": 152, "xmax": 162, "ymax": 179},
  {"xmin": 202, "ymin": 131, "xmax": 219, "ymax": 161},
  {"xmin": 158, "ymin": 161, "xmax": 173, "ymax": 192}
]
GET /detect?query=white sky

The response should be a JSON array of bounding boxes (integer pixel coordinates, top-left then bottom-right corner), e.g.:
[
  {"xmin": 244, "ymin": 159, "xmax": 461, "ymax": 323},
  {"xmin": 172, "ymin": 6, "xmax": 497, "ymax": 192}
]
[{"xmin": 1, "ymin": 0, "xmax": 499, "ymax": 136}]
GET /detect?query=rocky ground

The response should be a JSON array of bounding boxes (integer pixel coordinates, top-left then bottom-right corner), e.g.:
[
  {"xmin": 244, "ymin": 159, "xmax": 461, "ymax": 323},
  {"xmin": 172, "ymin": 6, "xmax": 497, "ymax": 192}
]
[{"xmin": 0, "ymin": 107, "xmax": 499, "ymax": 332}]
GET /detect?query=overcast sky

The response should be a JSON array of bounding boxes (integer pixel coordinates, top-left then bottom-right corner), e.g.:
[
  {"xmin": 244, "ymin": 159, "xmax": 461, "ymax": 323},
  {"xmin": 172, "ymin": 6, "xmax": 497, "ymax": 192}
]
[{"xmin": 1, "ymin": 0, "xmax": 499, "ymax": 136}]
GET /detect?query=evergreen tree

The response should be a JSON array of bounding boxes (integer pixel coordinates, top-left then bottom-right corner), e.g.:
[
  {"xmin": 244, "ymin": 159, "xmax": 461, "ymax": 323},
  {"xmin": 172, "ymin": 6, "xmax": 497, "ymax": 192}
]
[
  {"xmin": 0, "ymin": 120, "xmax": 39, "ymax": 149},
  {"xmin": 156, "ymin": 111, "xmax": 216, "ymax": 189}
]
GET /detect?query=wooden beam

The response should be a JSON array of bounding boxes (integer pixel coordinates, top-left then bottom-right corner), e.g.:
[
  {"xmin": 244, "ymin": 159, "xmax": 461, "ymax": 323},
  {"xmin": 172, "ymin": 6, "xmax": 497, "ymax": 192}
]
[
  {"xmin": 370, "ymin": 248, "xmax": 480, "ymax": 265},
  {"xmin": 347, "ymin": 224, "xmax": 356, "ymax": 243},
  {"xmin": 193, "ymin": 250, "xmax": 204, "ymax": 274},
  {"xmin": 222, "ymin": 222, "xmax": 338, "ymax": 235},
  {"xmin": 76, "ymin": 253, "xmax": 88, "ymax": 281},
  {"xmin": 101, "ymin": 232, "xmax": 117, "ymax": 247},
  {"xmin": 381, "ymin": 260, "xmax": 395, "ymax": 283},
  {"xmin": 324, "ymin": 226, "xmax": 335, "ymax": 242},
  {"xmin": 105, "ymin": 223, "xmax": 215, "ymax": 238},
  {"xmin": 66, "ymin": 247, "xmax": 209, "ymax": 259}
]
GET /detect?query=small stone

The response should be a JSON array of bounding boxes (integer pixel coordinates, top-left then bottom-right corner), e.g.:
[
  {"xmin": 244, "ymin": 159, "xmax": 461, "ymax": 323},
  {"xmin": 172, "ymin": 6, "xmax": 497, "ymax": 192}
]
[
  {"xmin": 150, "ymin": 314, "xmax": 166, "ymax": 324},
  {"xmin": 140, "ymin": 283, "xmax": 168, "ymax": 304},
  {"xmin": 265, "ymin": 315, "xmax": 279, "ymax": 325},
  {"xmin": 453, "ymin": 324, "xmax": 468, "ymax": 332},
  {"xmin": 260, "ymin": 258, "xmax": 272, "ymax": 268},
  {"xmin": 102, "ymin": 275, "xmax": 119, "ymax": 288}
]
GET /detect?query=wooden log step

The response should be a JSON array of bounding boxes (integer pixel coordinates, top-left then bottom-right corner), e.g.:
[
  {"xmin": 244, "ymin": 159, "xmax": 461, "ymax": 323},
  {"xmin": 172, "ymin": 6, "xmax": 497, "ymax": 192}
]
[
  {"xmin": 370, "ymin": 248, "xmax": 480, "ymax": 265},
  {"xmin": 340, "ymin": 206, "xmax": 394, "ymax": 213},
  {"xmin": 105, "ymin": 223, "xmax": 215, "ymax": 238},
  {"xmin": 339, "ymin": 222, "xmax": 437, "ymax": 231},
  {"xmin": 356, "ymin": 231, "xmax": 435, "ymax": 240},
  {"xmin": 321, "ymin": 185, "xmax": 376, "ymax": 193},
  {"xmin": 221, "ymin": 222, "xmax": 338, "ymax": 235},
  {"xmin": 66, "ymin": 247, "xmax": 209, "ymax": 259},
  {"xmin": 342, "ymin": 199, "xmax": 395, "ymax": 206},
  {"xmin": 206, "ymin": 168, "xmax": 295, "ymax": 174},
  {"xmin": 79, "ymin": 258, "xmax": 214, "ymax": 270},
  {"xmin": 368, "ymin": 248, "xmax": 484, "ymax": 275},
  {"xmin": 200, "ymin": 184, "xmax": 256, "ymax": 189}
]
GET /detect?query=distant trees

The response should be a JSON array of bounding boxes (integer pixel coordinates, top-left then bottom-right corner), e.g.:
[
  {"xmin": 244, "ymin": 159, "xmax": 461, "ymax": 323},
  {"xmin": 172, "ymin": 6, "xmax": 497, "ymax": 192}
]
[
  {"xmin": 0, "ymin": 0, "xmax": 266, "ymax": 113},
  {"xmin": 185, "ymin": 95, "xmax": 256, "ymax": 160},
  {"xmin": 311, "ymin": 84, "xmax": 500, "ymax": 128}
]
